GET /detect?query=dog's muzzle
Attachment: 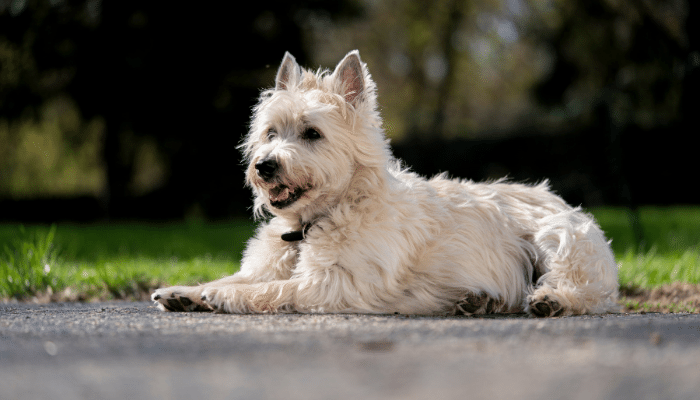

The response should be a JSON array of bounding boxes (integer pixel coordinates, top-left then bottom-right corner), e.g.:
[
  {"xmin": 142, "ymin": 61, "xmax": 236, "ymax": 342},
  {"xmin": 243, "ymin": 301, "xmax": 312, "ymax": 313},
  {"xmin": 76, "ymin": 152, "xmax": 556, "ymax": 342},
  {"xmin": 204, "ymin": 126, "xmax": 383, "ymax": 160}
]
[{"xmin": 254, "ymin": 157, "xmax": 311, "ymax": 209}]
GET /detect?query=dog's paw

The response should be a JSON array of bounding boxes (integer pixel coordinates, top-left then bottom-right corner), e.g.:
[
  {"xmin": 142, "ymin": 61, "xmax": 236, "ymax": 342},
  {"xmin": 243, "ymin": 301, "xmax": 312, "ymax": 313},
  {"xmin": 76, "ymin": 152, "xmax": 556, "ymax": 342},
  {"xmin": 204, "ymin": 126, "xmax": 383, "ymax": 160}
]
[
  {"xmin": 528, "ymin": 295, "xmax": 564, "ymax": 318},
  {"xmin": 152, "ymin": 286, "xmax": 211, "ymax": 312},
  {"xmin": 456, "ymin": 292, "xmax": 488, "ymax": 315},
  {"xmin": 455, "ymin": 292, "xmax": 504, "ymax": 315},
  {"xmin": 200, "ymin": 287, "xmax": 228, "ymax": 313}
]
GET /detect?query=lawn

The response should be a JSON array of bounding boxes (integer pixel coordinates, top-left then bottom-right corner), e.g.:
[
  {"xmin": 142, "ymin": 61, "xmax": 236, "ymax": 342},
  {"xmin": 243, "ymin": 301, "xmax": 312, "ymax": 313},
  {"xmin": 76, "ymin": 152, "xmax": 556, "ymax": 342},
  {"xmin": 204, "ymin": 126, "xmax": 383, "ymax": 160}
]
[
  {"xmin": 592, "ymin": 207, "xmax": 700, "ymax": 288},
  {"xmin": 1, "ymin": 207, "xmax": 699, "ymax": 303},
  {"xmin": 0, "ymin": 220, "xmax": 256, "ymax": 300}
]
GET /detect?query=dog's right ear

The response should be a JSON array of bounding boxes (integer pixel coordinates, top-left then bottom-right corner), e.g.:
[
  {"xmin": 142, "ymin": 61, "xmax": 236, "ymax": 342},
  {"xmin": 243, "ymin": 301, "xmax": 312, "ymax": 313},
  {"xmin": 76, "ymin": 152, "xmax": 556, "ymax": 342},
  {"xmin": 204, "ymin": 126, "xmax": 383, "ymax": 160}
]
[{"xmin": 276, "ymin": 52, "xmax": 301, "ymax": 91}]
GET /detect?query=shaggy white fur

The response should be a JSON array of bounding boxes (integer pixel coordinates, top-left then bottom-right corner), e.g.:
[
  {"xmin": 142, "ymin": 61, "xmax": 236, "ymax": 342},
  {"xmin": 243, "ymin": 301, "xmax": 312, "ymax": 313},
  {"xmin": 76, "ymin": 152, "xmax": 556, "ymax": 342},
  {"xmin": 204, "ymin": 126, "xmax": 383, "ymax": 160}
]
[{"xmin": 152, "ymin": 50, "xmax": 619, "ymax": 317}]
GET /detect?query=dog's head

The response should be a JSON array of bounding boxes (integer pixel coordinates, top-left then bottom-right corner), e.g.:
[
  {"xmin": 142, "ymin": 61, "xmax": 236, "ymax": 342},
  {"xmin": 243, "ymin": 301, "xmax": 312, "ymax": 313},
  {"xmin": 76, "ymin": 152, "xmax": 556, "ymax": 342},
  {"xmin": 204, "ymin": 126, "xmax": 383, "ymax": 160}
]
[{"xmin": 241, "ymin": 50, "xmax": 390, "ymax": 221}]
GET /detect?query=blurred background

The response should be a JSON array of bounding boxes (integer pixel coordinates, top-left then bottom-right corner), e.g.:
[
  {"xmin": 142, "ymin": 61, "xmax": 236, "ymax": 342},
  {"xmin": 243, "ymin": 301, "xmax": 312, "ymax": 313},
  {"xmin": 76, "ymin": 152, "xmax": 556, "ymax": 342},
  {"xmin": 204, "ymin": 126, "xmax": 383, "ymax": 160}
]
[{"xmin": 1, "ymin": 0, "xmax": 697, "ymax": 223}]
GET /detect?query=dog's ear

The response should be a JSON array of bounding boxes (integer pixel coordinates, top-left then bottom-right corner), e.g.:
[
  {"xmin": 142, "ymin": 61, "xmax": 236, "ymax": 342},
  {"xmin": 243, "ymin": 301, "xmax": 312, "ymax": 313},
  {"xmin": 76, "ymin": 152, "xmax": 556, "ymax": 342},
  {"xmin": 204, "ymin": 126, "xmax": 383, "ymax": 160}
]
[
  {"xmin": 333, "ymin": 50, "xmax": 365, "ymax": 106},
  {"xmin": 276, "ymin": 52, "xmax": 300, "ymax": 91}
]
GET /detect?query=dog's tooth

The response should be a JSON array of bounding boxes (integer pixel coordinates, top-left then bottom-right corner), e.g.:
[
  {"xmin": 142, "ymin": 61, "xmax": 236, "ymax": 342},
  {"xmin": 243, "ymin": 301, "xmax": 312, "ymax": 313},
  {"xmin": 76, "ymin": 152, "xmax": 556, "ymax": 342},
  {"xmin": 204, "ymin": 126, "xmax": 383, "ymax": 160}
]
[{"xmin": 269, "ymin": 186, "xmax": 291, "ymax": 202}]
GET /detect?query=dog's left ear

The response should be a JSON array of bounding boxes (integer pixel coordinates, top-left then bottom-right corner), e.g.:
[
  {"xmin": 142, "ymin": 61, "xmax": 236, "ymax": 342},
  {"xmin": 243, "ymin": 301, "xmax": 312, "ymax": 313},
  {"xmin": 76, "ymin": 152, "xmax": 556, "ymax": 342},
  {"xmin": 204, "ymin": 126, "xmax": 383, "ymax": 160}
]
[{"xmin": 333, "ymin": 50, "xmax": 365, "ymax": 106}]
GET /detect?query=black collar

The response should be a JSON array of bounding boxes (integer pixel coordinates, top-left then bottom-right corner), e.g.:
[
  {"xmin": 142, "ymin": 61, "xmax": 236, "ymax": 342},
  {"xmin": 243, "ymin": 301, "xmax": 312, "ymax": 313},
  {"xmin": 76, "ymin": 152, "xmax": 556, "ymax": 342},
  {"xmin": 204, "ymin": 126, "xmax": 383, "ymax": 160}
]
[{"xmin": 281, "ymin": 222, "xmax": 313, "ymax": 242}]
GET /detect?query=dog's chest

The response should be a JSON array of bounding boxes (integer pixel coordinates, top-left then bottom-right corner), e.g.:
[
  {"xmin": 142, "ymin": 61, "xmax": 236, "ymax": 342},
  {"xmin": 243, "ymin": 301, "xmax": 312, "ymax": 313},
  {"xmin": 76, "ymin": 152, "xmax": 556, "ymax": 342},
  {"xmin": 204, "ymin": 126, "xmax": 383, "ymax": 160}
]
[{"xmin": 273, "ymin": 240, "xmax": 304, "ymax": 279}]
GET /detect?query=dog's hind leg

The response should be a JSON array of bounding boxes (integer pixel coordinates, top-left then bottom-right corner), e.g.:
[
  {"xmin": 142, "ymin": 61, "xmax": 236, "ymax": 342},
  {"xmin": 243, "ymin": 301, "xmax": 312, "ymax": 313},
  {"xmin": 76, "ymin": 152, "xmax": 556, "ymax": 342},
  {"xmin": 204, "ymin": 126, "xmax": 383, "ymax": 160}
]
[{"xmin": 525, "ymin": 209, "xmax": 619, "ymax": 317}]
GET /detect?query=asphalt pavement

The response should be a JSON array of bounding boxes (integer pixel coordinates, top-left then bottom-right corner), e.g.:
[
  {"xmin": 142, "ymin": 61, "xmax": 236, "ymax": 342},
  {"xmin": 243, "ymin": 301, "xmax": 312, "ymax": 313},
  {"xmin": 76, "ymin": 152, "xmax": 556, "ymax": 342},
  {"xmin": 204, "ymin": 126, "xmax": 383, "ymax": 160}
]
[{"xmin": 1, "ymin": 301, "xmax": 699, "ymax": 400}]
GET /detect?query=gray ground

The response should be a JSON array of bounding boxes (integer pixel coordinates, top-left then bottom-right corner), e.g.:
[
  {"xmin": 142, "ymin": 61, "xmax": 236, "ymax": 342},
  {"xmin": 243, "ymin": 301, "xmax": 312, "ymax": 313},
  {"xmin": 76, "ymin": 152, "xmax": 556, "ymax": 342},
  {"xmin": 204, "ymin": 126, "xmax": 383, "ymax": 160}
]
[{"xmin": 1, "ymin": 302, "xmax": 699, "ymax": 400}]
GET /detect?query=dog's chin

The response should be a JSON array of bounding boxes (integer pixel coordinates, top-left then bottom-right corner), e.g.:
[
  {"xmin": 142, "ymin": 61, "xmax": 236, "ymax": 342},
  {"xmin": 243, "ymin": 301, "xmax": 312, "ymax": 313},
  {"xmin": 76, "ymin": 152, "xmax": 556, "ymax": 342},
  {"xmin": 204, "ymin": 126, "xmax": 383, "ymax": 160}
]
[{"xmin": 267, "ymin": 184, "xmax": 309, "ymax": 210}]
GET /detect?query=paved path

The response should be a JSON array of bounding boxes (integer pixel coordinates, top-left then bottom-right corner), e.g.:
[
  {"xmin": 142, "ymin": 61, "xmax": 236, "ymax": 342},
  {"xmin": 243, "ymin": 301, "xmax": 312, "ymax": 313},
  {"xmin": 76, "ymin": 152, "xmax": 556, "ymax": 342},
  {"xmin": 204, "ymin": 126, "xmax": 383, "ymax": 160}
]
[{"xmin": 1, "ymin": 302, "xmax": 699, "ymax": 400}]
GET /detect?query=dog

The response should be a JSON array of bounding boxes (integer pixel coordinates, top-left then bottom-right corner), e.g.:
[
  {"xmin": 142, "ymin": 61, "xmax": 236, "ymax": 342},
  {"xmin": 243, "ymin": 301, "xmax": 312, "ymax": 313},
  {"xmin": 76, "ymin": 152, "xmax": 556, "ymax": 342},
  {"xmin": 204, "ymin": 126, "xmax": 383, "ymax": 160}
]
[{"xmin": 152, "ymin": 50, "xmax": 619, "ymax": 317}]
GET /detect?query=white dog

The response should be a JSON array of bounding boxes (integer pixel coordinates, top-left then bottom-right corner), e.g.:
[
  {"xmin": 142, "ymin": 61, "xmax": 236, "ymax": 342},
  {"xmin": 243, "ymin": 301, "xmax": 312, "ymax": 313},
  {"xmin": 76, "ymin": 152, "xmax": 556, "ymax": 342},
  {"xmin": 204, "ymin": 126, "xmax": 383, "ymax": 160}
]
[{"xmin": 152, "ymin": 50, "xmax": 619, "ymax": 317}]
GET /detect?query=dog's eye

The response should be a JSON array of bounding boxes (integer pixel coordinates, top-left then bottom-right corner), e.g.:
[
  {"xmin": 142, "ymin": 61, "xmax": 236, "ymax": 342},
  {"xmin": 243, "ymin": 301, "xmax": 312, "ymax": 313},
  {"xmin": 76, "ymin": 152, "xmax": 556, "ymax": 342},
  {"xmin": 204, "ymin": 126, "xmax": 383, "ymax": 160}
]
[
  {"xmin": 301, "ymin": 128, "xmax": 322, "ymax": 141},
  {"xmin": 266, "ymin": 129, "xmax": 277, "ymax": 140}
]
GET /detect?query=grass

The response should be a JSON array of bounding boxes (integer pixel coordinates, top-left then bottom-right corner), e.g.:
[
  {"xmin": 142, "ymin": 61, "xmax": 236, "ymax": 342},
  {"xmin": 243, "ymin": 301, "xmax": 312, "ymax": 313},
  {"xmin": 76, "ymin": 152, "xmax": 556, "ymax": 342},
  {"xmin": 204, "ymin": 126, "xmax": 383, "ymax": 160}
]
[
  {"xmin": 1, "ymin": 225, "xmax": 59, "ymax": 299},
  {"xmin": 1, "ymin": 207, "xmax": 699, "ymax": 304},
  {"xmin": 0, "ymin": 220, "xmax": 256, "ymax": 301},
  {"xmin": 590, "ymin": 207, "xmax": 700, "ymax": 288}
]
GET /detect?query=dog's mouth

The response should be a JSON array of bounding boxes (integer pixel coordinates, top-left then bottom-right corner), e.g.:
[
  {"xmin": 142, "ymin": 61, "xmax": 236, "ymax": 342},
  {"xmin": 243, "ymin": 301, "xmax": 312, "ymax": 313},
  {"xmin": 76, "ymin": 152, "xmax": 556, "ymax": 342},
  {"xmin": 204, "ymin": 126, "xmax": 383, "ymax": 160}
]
[{"xmin": 268, "ymin": 184, "xmax": 308, "ymax": 209}]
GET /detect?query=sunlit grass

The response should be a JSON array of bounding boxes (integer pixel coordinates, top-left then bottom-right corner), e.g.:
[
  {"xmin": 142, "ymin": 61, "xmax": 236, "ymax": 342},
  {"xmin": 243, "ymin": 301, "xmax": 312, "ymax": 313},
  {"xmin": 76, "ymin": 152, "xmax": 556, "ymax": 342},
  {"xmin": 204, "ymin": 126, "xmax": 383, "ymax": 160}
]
[
  {"xmin": 615, "ymin": 249, "xmax": 700, "ymax": 288},
  {"xmin": 1, "ymin": 225, "xmax": 60, "ymax": 298},
  {"xmin": 590, "ymin": 207, "xmax": 700, "ymax": 288},
  {"xmin": 0, "ymin": 221, "xmax": 256, "ymax": 300},
  {"xmin": 1, "ymin": 206, "xmax": 699, "ymax": 301}
]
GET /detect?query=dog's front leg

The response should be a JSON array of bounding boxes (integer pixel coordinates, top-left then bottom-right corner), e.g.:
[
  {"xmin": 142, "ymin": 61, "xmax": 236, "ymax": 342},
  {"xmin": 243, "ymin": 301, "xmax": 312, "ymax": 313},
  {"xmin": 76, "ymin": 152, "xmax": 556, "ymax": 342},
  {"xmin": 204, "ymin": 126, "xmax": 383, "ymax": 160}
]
[
  {"xmin": 201, "ymin": 279, "xmax": 304, "ymax": 313},
  {"xmin": 152, "ymin": 274, "xmax": 260, "ymax": 312}
]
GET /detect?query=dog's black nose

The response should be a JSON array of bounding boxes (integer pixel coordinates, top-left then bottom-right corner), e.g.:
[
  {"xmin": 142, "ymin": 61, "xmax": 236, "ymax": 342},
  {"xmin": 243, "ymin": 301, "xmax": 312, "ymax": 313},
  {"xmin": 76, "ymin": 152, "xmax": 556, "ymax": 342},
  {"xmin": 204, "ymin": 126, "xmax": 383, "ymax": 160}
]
[{"xmin": 255, "ymin": 158, "xmax": 278, "ymax": 181}]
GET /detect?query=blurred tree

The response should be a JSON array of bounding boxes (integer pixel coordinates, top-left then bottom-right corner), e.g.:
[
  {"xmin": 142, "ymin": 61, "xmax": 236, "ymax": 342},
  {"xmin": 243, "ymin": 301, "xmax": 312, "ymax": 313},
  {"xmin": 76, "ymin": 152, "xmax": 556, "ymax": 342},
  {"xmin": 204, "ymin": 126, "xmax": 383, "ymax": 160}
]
[
  {"xmin": 309, "ymin": 0, "xmax": 695, "ymax": 201},
  {"xmin": 0, "ymin": 0, "xmax": 87, "ymax": 118},
  {"xmin": 531, "ymin": 0, "xmax": 693, "ymax": 130},
  {"xmin": 309, "ymin": 0, "xmax": 562, "ymax": 140},
  {"xmin": 528, "ymin": 0, "xmax": 698, "ymax": 239},
  {"xmin": 0, "ymin": 0, "xmax": 362, "ymax": 218},
  {"xmin": 2, "ymin": 0, "xmax": 696, "ymax": 220},
  {"xmin": 0, "ymin": 1, "xmax": 106, "ymax": 201}
]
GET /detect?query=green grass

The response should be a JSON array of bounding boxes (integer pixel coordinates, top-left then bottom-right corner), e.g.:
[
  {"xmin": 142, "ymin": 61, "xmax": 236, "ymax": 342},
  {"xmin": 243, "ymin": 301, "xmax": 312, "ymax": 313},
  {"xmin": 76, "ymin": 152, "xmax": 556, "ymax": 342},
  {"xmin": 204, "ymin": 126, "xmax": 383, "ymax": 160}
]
[
  {"xmin": 1, "ymin": 225, "xmax": 59, "ymax": 298},
  {"xmin": 1, "ymin": 207, "xmax": 699, "ymax": 301},
  {"xmin": 589, "ymin": 207, "xmax": 700, "ymax": 288},
  {"xmin": 0, "ymin": 220, "xmax": 256, "ymax": 300}
]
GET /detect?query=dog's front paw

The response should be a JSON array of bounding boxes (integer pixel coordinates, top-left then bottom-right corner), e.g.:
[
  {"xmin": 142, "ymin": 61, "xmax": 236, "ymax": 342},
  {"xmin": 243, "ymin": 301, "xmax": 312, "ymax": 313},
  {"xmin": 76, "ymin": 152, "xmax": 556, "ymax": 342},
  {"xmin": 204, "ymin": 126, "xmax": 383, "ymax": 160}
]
[
  {"xmin": 529, "ymin": 295, "xmax": 564, "ymax": 318},
  {"xmin": 200, "ymin": 287, "xmax": 226, "ymax": 313},
  {"xmin": 152, "ymin": 286, "xmax": 212, "ymax": 312}
]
